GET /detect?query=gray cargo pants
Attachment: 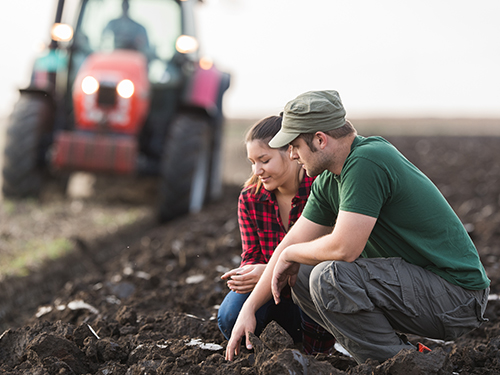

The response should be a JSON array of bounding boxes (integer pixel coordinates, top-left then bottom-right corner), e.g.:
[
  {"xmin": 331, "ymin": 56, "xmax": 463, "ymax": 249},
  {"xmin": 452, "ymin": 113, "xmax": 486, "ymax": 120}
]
[{"xmin": 291, "ymin": 257, "xmax": 489, "ymax": 364}]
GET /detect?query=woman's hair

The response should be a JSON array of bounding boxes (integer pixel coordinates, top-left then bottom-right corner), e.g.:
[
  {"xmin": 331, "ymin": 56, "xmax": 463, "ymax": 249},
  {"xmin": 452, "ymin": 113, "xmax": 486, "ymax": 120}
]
[{"xmin": 244, "ymin": 115, "xmax": 289, "ymax": 193}]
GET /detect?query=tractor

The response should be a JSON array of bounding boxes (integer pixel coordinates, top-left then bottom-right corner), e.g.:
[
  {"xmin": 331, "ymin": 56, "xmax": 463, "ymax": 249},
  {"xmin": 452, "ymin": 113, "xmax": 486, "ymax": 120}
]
[{"xmin": 1, "ymin": 0, "xmax": 231, "ymax": 222}]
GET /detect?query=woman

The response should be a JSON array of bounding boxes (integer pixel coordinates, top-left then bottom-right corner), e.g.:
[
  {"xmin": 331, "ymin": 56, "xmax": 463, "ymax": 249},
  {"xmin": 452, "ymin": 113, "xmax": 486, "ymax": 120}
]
[{"xmin": 217, "ymin": 115, "xmax": 335, "ymax": 354}]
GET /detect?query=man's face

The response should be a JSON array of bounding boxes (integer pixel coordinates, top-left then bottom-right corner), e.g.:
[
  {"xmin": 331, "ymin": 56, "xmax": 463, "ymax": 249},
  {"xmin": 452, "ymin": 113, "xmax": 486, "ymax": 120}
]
[{"xmin": 289, "ymin": 136, "xmax": 328, "ymax": 177}]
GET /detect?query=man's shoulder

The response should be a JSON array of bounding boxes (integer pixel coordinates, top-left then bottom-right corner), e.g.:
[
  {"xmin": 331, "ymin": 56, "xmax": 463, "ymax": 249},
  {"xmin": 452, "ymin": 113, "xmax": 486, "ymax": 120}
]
[
  {"xmin": 355, "ymin": 135, "xmax": 392, "ymax": 151},
  {"xmin": 312, "ymin": 171, "xmax": 338, "ymax": 190},
  {"xmin": 351, "ymin": 135, "xmax": 401, "ymax": 162}
]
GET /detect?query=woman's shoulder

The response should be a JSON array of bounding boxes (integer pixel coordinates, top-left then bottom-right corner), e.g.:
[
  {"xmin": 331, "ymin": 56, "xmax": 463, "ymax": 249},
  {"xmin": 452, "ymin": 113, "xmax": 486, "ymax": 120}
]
[
  {"xmin": 239, "ymin": 184, "xmax": 269, "ymax": 202},
  {"xmin": 240, "ymin": 184, "xmax": 256, "ymax": 197}
]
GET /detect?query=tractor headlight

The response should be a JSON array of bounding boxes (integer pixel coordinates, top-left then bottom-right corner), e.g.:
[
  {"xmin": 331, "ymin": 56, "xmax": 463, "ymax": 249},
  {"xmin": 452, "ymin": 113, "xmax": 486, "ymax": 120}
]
[
  {"xmin": 51, "ymin": 23, "xmax": 74, "ymax": 42},
  {"xmin": 199, "ymin": 56, "xmax": 213, "ymax": 70},
  {"xmin": 82, "ymin": 76, "xmax": 99, "ymax": 95},
  {"xmin": 175, "ymin": 35, "xmax": 199, "ymax": 54},
  {"xmin": 116, "ymin": 79, "xmax": 135, "ymax": 99}
]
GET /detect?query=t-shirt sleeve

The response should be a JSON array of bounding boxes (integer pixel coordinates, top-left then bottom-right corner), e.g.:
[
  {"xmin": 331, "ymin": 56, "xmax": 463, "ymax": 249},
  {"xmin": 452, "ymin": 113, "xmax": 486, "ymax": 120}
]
[
  {"xmin": 339, "ymin": 157, "xmax": 391, "ymax": 218},
  {"xmin": 302, "ymin": 174, "xmax": 338, "ymax": 227}
]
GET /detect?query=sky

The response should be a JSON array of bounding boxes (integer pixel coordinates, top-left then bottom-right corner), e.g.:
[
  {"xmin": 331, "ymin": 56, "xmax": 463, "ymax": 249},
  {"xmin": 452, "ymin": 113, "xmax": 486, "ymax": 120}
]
[{"xmin": 0, "ymin": 0, "xmax": 499, "ymax": 120}]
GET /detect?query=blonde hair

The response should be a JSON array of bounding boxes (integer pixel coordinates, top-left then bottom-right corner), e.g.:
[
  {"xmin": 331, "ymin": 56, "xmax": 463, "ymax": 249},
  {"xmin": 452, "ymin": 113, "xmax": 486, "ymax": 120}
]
[{"xmin": 244, "ymin": 115, "xmax": 289, "ymax": 194}]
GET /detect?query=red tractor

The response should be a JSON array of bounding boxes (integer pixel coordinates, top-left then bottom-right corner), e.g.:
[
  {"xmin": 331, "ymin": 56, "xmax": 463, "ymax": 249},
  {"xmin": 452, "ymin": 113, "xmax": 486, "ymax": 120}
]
[{"xmin": 2, "ymin": 0, "xmax": 230, "ymax": 222}]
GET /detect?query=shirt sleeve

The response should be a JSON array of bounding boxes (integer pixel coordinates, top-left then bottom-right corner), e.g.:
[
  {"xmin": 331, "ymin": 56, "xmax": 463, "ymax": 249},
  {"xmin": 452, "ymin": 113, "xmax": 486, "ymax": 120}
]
[
  {"xmin": 339, "ymin": 156, "xmax": 390, "ymax": 218},
  {"xmin": 238, "ymin": 192, "xmax": 267, "ymax": 266},
  {"xmin": 302, "ymin": 173, "xmax": 338, "ymax": 227}
]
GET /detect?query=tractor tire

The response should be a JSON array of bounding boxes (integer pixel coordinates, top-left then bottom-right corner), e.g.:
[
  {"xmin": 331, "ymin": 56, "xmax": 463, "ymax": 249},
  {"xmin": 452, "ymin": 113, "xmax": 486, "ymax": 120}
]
[
  {"xmin": 158, "ymin": 113, "xmax": 211, "ymax": 222},
  {"xmin": 2, "ymin": 93, "xmax": 54, "ymax": 198}
]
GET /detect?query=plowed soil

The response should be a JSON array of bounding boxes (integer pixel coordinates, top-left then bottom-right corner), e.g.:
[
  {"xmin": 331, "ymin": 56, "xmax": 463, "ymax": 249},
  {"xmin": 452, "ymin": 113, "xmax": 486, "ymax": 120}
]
[{"xmin": 1, "ymin": 133, "xmax": 500, "ymax": 375}]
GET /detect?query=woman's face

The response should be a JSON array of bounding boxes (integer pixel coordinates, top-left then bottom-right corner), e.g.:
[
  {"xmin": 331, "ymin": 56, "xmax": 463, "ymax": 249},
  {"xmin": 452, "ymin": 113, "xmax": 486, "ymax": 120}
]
[{"xmin": 246, "ymin": 139, "xmax": 294, "ymax": 192}]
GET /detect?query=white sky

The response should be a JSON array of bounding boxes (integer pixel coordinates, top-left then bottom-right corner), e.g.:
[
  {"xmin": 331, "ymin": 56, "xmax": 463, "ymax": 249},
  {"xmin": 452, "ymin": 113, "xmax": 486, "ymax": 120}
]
[{"xmin": 1, "ymin": 0, "xmax": 499, "ymax": 120}]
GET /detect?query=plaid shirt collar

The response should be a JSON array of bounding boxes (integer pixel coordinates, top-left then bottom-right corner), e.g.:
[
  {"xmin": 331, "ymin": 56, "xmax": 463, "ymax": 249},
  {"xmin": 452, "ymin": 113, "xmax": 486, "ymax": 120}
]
[{"xmin": 253, "ymin": 174, "xmax": 314, "ymax": 204}]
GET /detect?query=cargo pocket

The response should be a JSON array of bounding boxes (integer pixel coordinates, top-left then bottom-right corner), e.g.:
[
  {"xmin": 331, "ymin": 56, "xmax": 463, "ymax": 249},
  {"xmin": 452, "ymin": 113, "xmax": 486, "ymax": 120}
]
[
  {"xmin": 440, "ymin": 297, "xmax": 482, "ymax": 341},
  {"xmin": 360, "ymin": 257, "xmax": 419, "ymax": 318},
  {"xmin": 317, "ymin": 258, "xmax": 421, "ymax": 317},
  {"xmin": 320, "ymin": 261, "xmax": 375, "ymax": 314}
]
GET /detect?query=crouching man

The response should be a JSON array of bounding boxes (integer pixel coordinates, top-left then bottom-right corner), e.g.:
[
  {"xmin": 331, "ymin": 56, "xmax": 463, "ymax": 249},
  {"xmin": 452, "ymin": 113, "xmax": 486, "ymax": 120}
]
[{"xmin": 225, "ymin": 90, "xmax": 490, "ymax": 364}]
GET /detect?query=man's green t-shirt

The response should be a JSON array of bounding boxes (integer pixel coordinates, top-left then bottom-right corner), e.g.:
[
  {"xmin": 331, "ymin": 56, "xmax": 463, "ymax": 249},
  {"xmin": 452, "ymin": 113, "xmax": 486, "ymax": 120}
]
[{"xmin": 302, "ymin": 135, "xmax": 490, "ymax": 290}]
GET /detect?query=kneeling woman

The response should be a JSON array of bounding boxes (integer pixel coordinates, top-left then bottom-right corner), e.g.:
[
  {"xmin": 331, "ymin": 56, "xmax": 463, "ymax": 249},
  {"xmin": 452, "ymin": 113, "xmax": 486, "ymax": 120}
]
[{"xmin": 218, "ymin": 115, "xmax": 335, "ymax": 354}]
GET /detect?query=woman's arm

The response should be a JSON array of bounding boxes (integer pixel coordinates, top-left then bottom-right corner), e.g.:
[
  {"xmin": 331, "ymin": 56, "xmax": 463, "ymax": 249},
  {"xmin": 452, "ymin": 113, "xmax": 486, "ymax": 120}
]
[
  {"xmin": 220, "ymin": 192, "xmax": 268, "ymax": 293},
  {"xmin": 237, "ymin": 192, "xmax": 267, "ymax": 265}
]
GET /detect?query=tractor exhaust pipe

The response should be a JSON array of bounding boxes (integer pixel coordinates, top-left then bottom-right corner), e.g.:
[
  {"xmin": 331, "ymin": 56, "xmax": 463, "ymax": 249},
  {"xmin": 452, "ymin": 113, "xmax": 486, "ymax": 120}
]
[{"xmin": 49, "ymin": 0, "xmax": 65, "ymax": 50}]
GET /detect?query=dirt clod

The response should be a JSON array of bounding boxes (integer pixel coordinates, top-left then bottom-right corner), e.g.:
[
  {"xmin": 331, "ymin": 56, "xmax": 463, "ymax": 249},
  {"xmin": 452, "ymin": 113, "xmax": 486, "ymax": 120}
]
[{"xmin": 259, "ymin": 320, "xmax": 294, "ymax": 351}]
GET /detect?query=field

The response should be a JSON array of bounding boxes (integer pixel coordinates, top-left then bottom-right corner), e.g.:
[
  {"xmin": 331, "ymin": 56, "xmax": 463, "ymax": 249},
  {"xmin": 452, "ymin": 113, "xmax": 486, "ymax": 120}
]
[{"xmin": 1, "ymin": 117, "xmax": 500, "ymax": 374}]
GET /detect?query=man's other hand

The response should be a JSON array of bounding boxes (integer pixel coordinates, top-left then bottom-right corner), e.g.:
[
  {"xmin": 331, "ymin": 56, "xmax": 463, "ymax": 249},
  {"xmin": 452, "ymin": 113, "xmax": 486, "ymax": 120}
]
[
  {"xmin": 271, "ymin": 249, "xmax": 300, "ymax": 304},
  {"xmin": 225, "ymin": 308, "xmax": 257, "ymax": 361}
]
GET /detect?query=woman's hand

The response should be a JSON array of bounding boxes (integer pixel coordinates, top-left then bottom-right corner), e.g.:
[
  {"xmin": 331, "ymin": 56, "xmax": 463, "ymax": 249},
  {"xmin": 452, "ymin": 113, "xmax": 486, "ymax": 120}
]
[{"xmin": 221, "ymin": 264, "xmax": 267, "ymax": 294}]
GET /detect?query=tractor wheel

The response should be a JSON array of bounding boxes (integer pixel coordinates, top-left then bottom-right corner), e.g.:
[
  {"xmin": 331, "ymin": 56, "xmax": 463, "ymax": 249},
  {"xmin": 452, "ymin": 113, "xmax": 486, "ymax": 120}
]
[
  {"xmin": 158, "ymin": 113, "xmax": 211, "ymax": 222},
  {"xmin": 2, "ymin": 93, "xmax": 54, "ymax": 198}
]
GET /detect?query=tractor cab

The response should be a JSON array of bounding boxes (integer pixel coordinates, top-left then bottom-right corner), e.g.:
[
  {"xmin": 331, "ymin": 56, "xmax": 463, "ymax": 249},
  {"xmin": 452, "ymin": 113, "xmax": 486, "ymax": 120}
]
[
  {"xmin": 2, "ymin": 0, "xmax": 231, "ymax": 222},
  {"xmin": 68, "ymin": 0, "xmax": 191, "ymax": 84}
]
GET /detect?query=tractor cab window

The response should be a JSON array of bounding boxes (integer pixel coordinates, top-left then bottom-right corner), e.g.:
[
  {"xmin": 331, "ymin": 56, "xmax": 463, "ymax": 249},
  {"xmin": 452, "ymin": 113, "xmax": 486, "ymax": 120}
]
[{"xmin": 71, "ymin": 0, "xmax": 181, "ymax": 82}]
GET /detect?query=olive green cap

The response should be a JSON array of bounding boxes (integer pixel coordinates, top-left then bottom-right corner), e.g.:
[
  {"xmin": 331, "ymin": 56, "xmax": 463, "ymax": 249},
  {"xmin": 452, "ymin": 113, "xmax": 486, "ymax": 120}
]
[{"xmin": 269, "ymin": 90, "xmax": 346, "ymax": 148}]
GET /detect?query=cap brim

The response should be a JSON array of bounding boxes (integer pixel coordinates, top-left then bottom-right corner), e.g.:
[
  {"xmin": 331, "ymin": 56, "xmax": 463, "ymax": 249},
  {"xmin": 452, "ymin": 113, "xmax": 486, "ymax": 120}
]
[{"xmin": 268, "ymin": 130, "xmax": 300, "ymax": 148}]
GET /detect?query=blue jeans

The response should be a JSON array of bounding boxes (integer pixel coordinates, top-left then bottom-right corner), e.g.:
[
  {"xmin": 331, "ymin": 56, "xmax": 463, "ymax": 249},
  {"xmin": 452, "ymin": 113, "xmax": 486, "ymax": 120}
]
[{"xmin": 218, "ymin": 290, "xmax": 302, "ymax": 342}]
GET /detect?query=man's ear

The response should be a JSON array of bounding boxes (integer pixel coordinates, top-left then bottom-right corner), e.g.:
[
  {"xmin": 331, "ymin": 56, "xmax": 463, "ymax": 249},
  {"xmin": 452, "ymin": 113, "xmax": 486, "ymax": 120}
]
[{"xmin": 315, "ymin": 132, "xmax": 328, "ymax": 150}]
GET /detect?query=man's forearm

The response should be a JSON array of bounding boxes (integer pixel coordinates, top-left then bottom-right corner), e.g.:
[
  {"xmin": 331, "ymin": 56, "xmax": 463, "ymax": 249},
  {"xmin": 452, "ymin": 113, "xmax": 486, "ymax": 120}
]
[
  {"xmin": 282, "ymin": 234, "xmax": 345, "ymax": 265},
  {"xmin": 243, "ymin": 224, "xmax": 329, "ymax": 309},
  {"xmin": 240, "ymin": 241, "xmax": 287, "ymax": 312},
  {"xmin": 241, "ymin": 216, "xmax": 334, "ymax": 313},
  {"xmin": 283, "ymin": 211, "xmax": 377, "ymax": 265}
]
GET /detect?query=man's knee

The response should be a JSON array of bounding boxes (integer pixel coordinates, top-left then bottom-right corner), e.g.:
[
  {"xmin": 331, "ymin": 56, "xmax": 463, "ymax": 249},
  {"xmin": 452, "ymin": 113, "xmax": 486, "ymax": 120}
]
[
  {"xmin": 306, "ymin": 261, "xmax": 337, "ymax": 312},
  {"xmin": 310, "ymin": 260, "xmax": 371, "ymax": 314},
  {"xmin": 309, "ymin": 261, "xmax": 334, "ymax": 294}
]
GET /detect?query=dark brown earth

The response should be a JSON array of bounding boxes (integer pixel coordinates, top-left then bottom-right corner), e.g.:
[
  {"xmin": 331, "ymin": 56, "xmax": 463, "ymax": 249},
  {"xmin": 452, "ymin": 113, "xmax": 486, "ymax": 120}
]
[{"xmin": 1, "ymin": 134, "xmax": 500, "ymax": 374}]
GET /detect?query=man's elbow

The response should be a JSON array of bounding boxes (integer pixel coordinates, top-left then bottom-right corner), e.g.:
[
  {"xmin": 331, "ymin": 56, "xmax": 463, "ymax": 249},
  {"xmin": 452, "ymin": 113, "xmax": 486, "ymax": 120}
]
[
  {"xmin": 334, "ymin": 246, "xmax": 361, "ymax": 263},
  {"xmin": 343, "ymin": 253, "xmax": 360, "ymax": 263}
]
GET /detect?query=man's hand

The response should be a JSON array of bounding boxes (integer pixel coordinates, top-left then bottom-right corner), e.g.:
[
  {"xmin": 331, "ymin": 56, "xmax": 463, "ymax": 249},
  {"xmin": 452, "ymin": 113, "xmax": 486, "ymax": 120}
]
[
  {"xmin": 225, "ymin": 307, "xmax": 257, "ymax": 361},
  {"xmin": 221, "ymin": 264, "xmax": 266, "ymax": 294},
  {"xmin": 271, "ymin": 249, "xmax": 300, "ymax": 304}
]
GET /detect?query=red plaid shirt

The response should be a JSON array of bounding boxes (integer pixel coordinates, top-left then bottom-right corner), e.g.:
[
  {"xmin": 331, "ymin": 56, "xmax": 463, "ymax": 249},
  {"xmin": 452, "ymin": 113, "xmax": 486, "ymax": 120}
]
[{"xmin": 238, "ymin": 175, "xmax": 315, "ymax": 266}]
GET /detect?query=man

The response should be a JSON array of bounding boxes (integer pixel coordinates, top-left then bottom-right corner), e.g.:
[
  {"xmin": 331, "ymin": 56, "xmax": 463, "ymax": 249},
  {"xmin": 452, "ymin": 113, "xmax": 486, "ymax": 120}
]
[
  {"xmin": 225, "ymin": 90, "xmax": 490, "ymax": 364},
  {"xmin": 102, "ymin": 0, "xmax": 153, "ymax": 60}
]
